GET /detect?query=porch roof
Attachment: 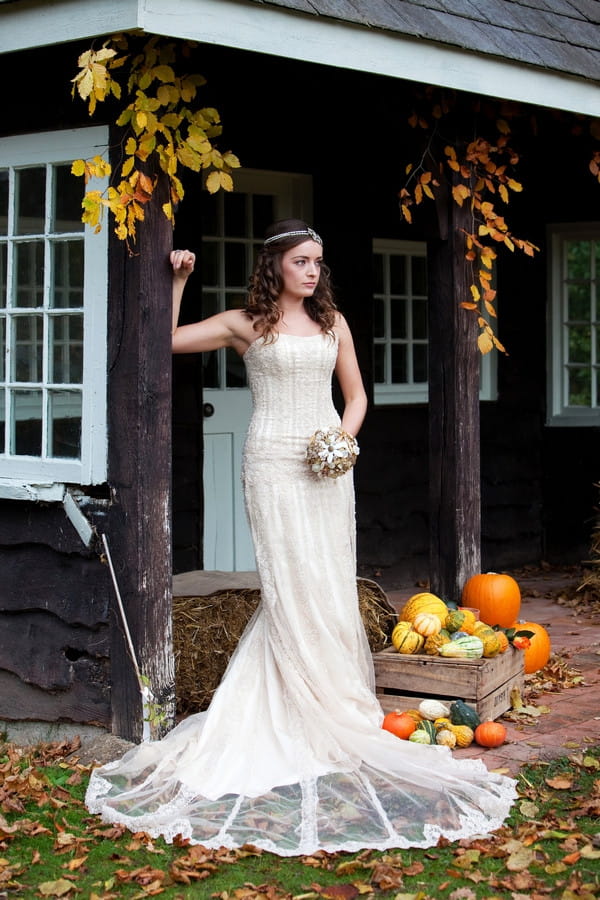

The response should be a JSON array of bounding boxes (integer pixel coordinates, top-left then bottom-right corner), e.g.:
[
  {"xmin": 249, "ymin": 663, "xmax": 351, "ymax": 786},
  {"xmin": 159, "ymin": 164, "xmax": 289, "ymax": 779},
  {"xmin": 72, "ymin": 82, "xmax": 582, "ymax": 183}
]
[{"xmin": 0, "ymin": 0, "xmax": 599, "ymax": 116}]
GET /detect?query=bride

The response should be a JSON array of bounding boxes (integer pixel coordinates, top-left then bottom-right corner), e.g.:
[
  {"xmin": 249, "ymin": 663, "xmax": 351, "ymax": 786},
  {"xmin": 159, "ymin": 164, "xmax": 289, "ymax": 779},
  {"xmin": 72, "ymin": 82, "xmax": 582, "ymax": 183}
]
[{"xmin": 85, "ymin": 219, "xmax": 517, "ymax": 856}]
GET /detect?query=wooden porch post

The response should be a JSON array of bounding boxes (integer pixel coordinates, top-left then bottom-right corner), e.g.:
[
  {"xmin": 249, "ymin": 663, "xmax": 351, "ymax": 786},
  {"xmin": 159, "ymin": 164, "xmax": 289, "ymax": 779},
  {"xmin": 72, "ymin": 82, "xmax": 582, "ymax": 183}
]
[
  {"xmin": 427, "ymin": 183, "xmax": 481, "ymax": 604},
  {"xmin": 107, "ymin": 152, "xmax": 175, "ymax": 741}
]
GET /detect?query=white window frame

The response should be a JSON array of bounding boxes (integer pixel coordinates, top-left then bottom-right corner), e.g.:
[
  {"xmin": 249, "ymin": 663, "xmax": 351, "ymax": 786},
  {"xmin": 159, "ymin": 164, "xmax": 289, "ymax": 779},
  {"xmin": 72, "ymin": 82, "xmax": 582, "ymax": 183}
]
[
  {"xmin": 373, "ymin": 238, "xmax": 496, "ymax": 405},
  {"xmin": 0, "ymin": 126, "xmax": 108, "ymax": 498},
  {"xmin": 547, "ymin": 223, "xmax": 600, "ymax": 427}
]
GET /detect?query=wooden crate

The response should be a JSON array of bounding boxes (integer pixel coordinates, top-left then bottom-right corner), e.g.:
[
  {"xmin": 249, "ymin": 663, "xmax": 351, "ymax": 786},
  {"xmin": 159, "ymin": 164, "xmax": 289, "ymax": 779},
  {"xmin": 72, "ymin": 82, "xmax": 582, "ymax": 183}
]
[{"xmin": 373, "ymin": 646, "xmax": 524, "ymax": 721}]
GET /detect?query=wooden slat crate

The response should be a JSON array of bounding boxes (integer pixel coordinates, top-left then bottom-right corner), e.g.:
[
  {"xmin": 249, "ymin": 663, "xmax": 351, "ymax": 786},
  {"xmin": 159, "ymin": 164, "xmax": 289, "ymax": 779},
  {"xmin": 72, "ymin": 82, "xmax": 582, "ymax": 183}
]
[{"xmin": 373, "ymin": 646, "xmax": 524, "ymax": 721}]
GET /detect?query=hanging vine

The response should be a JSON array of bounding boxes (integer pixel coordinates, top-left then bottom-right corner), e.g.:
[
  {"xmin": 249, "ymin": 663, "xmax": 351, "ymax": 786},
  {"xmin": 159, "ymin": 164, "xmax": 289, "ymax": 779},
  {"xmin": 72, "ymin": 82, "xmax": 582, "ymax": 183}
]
[
  {"xmin": 399, "ymin": 90, "xmax": 599, "ymax": 354},
  {"xmin": 71, "ymin": 33, "xmax": 240, "ymax": 251}
]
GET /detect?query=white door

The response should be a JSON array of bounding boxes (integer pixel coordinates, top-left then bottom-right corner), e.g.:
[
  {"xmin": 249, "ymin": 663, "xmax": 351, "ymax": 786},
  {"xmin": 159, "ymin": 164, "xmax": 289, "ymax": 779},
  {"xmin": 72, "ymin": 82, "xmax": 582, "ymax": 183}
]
[{"xmin": 201, "ymin": 171, "xmax": 313, "ymax": 571}]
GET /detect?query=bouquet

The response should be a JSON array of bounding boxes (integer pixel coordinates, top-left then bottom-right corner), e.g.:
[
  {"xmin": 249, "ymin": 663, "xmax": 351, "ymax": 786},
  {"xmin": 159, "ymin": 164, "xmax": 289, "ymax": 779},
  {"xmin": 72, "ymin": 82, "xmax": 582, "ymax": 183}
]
[{"xmin": 305, "ymin": 426, "xmax": 360, "ymax": 478}]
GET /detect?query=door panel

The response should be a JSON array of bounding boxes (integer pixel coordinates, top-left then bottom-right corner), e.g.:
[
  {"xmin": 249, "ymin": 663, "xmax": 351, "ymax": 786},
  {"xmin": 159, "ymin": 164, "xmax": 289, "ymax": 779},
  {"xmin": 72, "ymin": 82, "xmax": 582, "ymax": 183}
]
[{"xmin": 201, "ymin": 171, "xmax": 312, "ymax": 571}]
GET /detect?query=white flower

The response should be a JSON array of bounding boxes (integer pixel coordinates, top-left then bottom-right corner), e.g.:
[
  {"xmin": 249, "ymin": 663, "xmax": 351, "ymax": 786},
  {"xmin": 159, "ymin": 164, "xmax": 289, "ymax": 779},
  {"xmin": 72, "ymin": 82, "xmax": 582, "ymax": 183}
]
[{"xmin": 305, "ymin": 427, "xmax": 359, "ymax": 479}]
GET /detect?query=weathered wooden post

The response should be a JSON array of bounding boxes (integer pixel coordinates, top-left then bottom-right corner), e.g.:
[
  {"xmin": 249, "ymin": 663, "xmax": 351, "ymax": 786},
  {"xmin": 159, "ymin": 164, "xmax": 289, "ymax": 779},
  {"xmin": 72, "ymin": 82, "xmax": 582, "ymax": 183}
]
[
  {"xmin": 107, "ymin": 146, "xmax": 175, "ymax": 741},
  {"xmin": 427, "ymin": 178, "xmax": 481, "ymax": 604}
]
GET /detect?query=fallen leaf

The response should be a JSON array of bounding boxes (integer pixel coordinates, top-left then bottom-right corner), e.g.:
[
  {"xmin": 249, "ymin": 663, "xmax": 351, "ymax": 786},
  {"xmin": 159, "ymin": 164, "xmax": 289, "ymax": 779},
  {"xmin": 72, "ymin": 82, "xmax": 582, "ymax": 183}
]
[
  {"xmin": 546, "ymin": 775, "xmax": 574, "ymax": 790},
  {"xmin": 38, "ymin": 879, "xmax": 76, "ymax": 897}
]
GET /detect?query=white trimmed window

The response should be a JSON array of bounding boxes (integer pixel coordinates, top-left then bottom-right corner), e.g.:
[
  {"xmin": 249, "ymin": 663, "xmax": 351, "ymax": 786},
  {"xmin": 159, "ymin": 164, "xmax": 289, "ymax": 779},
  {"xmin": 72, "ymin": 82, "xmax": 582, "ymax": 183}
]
[
  {"xmin": 0, "ymin": 127, "xmax": 108, "ymax": 496},
  {"xmin": 373, "ymin": 239, "xmax": 496, "ymax": 404},
  {"xmin": 548, "ymin": 225, "xmax": 600, "ymax": 426}
]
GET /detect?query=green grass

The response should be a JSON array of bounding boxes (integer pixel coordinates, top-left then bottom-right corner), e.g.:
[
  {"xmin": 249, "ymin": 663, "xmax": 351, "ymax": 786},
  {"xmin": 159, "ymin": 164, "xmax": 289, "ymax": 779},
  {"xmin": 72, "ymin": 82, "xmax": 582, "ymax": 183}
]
[{"xmin": 1, "ymin": 744, "xmax": 599, "ymax": 898}]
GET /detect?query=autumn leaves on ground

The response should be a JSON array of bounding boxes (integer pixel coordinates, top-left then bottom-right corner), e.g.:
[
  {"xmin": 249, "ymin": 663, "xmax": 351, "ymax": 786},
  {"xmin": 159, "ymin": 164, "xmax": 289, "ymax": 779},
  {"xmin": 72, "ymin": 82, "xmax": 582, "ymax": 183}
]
[{"xmin": 0, "ymin": 738, "xmax": 599, "ymax": 899}]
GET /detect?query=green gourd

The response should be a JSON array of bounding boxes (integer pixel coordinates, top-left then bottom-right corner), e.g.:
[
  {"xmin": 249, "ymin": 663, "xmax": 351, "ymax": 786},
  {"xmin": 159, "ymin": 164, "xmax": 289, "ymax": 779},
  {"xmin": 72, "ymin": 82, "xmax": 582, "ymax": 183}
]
[
  {"xmin": 414, "ymin": 719, "xmax": 437, "ymax": 743},
  {"xmin": 449, "ymin": 699, "xmax": 481, "ymax": 729},
  {"xmin": 438, "ymin": 635, "xmax": 484, "ymax": 659}
]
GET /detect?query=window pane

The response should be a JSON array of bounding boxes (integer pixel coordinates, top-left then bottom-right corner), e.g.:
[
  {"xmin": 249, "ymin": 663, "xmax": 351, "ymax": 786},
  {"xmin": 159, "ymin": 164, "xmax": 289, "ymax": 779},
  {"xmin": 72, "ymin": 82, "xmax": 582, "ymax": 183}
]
[
  {"xmin": 16, "ymin": 167, "xmax": 45, "ymax": 235},
  {"xmin": 201, "ymin": 241, "xmax": 219, "ymax": 287},
  {"xmin": 391, "ymin": 344, "xmax": 407, "ymax": 383},
  {"xmin": 13, "ymin": 388, "xmax": 42, "ymax": 455},
  {"xmin": 51, "ymin": 314, "xmax": 83, "ymax": 384},
  {"xmin": 49, "ymin": 389, "xmax": 81, "ymax": 458},
  {"xmin": 201, "ymin": 289, "xmax": 218, "ymax": 320},
  {"xmin": 252, "ymin": 194, "xmax": 274, "ymax": 238},
  {"xmin": 201, "ymin": 193, "xmax": 219, "ymax": 237},
  {"xmin": 373, "ymin": 297, "xmax": 385, "ymax": 339},
  {"xmin": 568, "ymin": 367, "xmax": 591, "ymax": 406},
  {"xmin": 567, "ymin": 325, "xmax": 591, "ymax": 364},
  {"xmin": 202, "ymin": 350, "xmax": 218, "ymax": 388},
  {"xmin": 390, "ymin": 298, "xmax": 406, "ymax": 339},
  {"xmin": 413, "ymin": 344, "xmax": 428, "ymax": 383},
  {"xmin": 224, "ymin": 242, "xmax": 246, "ymax": 285},
  {"xmin": 0, "ymin": 243, "xmax": 6, "ymax": 308},
  {"xmin": 412, "ymin": 256, "xmax": 427, "ymax": 295},
  {"xmin": 389, "ymin": 255, "xmax": 406, "ymax": 293},
  {"xmin": 14, "ymin": 315, "xmax": 43, "ymax": 382},
  {"xmin": 16, "ymin": 241, "xmax": 44, "ymax": 307},
  {"xmin": 51, "ymin": 240, "xmax": 84, "ymax": 309},
  {"xmin": 566, "ymin": 240, "xmax": 591, "ymax": 280},
  {"xmin": 225, "ymin": 290, "xmax": 246, "ymax": 311},
  {"xmin": 54, "ymin": 165, "xmax": 84, "ymax": 233},
  {"xmin": 223, "ymin": 192, "xmax": 246, "ymax": 238},
  {"xmin": 0, "ymin": 388, "xmax": 4, "ymax": 452},
  {"xmin": 567, "ymin": 283, "xmax": 590, "ymax": 321},
  {"xmin": 372, "ymin": 254, "xmax": 384, "ymax": 294},
  {"xmin": 0, "ymin": 170, "xmax": 7, "ymax": 236},
  {"xmin": 373, "ymin": 344, "xmax": 385, "ymax": 383},
  {"xmin": 413, "ymin": 299, "xmax": 427, "ymax": 340}
]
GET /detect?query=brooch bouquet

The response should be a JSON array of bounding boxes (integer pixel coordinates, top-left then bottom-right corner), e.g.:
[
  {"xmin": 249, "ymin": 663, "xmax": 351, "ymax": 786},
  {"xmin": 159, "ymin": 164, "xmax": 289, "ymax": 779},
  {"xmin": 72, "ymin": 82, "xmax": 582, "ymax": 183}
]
[{"xmin": 305, "ymin": 426, "xmax": 360, "ymax": 478}]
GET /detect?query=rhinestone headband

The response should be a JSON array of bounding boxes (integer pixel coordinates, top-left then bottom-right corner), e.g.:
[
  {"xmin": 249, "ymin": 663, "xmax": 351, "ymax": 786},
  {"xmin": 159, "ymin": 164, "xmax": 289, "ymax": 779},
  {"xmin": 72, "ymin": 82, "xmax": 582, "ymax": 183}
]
[{"xmin": 264, "ymin": 227, "xmax": 322, "ymax": 246}]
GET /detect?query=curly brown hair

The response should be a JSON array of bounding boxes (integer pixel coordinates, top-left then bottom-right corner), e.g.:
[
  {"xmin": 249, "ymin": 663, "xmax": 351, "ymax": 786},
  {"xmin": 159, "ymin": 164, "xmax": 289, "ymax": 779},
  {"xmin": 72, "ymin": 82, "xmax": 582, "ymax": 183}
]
[{"xmin": 245, "ymin": 219, "xmax": 337, "ymax": 341}]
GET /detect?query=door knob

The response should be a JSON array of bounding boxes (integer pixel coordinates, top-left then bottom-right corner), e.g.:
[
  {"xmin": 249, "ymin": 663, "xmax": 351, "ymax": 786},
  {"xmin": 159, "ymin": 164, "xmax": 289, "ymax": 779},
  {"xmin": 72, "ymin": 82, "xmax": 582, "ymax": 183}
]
[{"xmin": 203, "ymin": 402, "xmax": 215, "ymax": 418}]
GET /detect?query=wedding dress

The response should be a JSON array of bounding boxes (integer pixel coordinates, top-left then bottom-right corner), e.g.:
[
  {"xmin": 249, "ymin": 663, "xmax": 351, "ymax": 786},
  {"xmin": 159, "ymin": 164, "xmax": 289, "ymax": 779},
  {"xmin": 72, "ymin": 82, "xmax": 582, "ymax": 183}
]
[{"xmin": 86, "ymin": 332, "xmax": 517, "ymax": 856}]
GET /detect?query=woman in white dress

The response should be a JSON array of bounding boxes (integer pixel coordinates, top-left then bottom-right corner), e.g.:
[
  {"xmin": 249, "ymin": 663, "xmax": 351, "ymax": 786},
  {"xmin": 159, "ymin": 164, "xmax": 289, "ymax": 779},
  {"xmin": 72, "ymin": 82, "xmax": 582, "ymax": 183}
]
[{"xmin": 86, "ymin": 220, "xmax": 517, "ymax": 856}]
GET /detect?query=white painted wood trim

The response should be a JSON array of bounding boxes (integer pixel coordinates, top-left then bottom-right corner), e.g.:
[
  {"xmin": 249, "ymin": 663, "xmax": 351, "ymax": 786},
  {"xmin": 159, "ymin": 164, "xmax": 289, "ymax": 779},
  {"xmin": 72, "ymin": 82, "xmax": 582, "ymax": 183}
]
[{"xmin": 1, "ymin": 0, "xmax": 598, "ymax": 117}]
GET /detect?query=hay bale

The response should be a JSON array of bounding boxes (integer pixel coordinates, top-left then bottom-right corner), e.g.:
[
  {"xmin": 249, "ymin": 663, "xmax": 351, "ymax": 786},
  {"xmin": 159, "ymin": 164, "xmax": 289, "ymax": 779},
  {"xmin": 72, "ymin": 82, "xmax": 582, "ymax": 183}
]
[{"xmin": 173, "ymin": 577, "xmax": 396, "ymax": 715}]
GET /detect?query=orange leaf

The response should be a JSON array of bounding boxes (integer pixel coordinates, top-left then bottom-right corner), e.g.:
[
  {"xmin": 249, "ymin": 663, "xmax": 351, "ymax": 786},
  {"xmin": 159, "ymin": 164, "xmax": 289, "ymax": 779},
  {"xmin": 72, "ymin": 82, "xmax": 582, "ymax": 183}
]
[{"xmin": 460, "ymin": 302, "xmax": 478, "ymax": 310}]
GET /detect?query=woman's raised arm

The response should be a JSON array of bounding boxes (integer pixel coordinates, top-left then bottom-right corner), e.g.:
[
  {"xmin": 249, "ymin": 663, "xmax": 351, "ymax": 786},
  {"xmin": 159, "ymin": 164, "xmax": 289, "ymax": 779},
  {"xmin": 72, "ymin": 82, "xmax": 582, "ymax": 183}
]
[{"xmin": 170, "ymin": 249, "xmax": 247, "ymax": 355}]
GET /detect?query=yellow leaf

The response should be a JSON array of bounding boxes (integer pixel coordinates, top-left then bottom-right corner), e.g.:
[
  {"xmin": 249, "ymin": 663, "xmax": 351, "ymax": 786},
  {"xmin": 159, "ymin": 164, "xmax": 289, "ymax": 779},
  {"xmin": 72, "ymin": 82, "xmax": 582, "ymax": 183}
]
[
  {"xmin": 484, "ymin": 300, "xmax": 497, "ymax": 317},
  {"xmin": 470, "ymin": 284, "xmax": 480, "ymax": 302},
  {"xmin": 162, "ymin": 201, "xmax": 174, "ymax": 222},
  {"xmin": 422, "ymin": 183, "xmax": 434, "ymax": 199},
  {"xmin": 136, "ymin": 110, "xmax": 147, "ymax": 130},
  {"xmin": 507, "ymin": 178, "xmax": 523, "ymax": 192},
  {"xmin": 38, "ymin": 879, "xmax": 75, "ymax": 897},
  {"xmin": 415, "ymin": 183, "xmax": 423, "ymax": 204},
  {"xmin": 125, "ymin": 137, "xmax": 137, "ymax": 155},
  {"xmin": 492, "ymin": 335, "xmax": 507, "ymax": 353},
  {"xmin": 219, "ymin": 171, "xmax": 234, "ymax": 191},
  {"xmin": 153, "ymin": 64, "xmax": 175, "ymax": 82},
  {"xmin": 71, "ymin": 159, "xmax": 86, "ymax": 177},
  {"xmin": 222, "ymin": 151, "xmax": 241, "ymax": 169},
  {"xmin": 405, "ymin": 162, "xmax": 413, "ymax": 175},
  {"xmin": 504, "ymin": 236, "xmax": 515, "ymax": 251},
  {"xmin": 401, "ymin": 204, "xmax": 412, "ymax": 223},
  {"xmin": 205, "ymin": 170, "xmax": 221, "ymax": 194},
  {"xmin": 499, "ymin": 184, "xmax": 509, "ymax": 204},
  {"xmin": 478, "ymin": 331, "xmax": 493, "ymax": 354}
]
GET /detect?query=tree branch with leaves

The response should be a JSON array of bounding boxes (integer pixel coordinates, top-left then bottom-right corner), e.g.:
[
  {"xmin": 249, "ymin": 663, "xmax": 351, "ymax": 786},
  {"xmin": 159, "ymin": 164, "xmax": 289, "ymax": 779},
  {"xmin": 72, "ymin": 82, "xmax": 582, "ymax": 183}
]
[
  {"xmin": 399, "ymin": 91, "xmax": 599, "ymax": 354},
  {"xmin": 71, "ymin": 33, "xmax": 240, "ymax": 251}
]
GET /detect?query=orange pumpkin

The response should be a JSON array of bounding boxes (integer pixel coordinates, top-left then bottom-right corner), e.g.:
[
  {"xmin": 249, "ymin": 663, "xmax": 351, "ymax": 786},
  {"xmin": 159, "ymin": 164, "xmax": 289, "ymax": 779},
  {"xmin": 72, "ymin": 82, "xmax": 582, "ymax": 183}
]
[
  {"xmin": 514, "ymin": 621, "xmax": 551, "ymax": 674},
  {"xmin": 461, "ymin": 572, "xmax": 521, "ymax": 629},
  {"xmin": 382, "ymin": 710, "xmax": 416, "ymax": 740},
  {"xmin": 474, "ymin": 721, "xmax": 507, "ymax": 748}
]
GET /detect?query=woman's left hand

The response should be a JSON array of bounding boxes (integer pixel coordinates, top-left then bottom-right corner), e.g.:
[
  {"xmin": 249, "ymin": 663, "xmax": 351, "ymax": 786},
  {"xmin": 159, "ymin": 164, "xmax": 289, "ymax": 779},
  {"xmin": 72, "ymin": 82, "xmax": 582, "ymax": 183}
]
[{"xmin": 171, "ymin": 249, "xmax": 195, "ymax": 279}]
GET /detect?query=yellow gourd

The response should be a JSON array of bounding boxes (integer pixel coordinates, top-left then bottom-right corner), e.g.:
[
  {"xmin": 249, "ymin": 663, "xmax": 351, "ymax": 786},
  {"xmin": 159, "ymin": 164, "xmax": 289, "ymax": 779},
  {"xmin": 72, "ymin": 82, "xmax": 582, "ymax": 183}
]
[
  {"xmin": 445, "ymin": 608, "xmax": 478, "ymax": 634},
  {"xmin": 391, "ymin": 621, "xmax": 425, "ymax": 654},
  {"xmin": 399, "ymin": 592, "xmax": 448, "ymax": 625},
  {"xmin": 449, "ymin": 724, "xmax": 475, "ymax": 747},
  {"xmin": 424, "ymin": 630, "xmax": 452, "ymax": 655},
  {"xmin": 481, "ymin": 631, "xmax": 502, "ymax": 658}
]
